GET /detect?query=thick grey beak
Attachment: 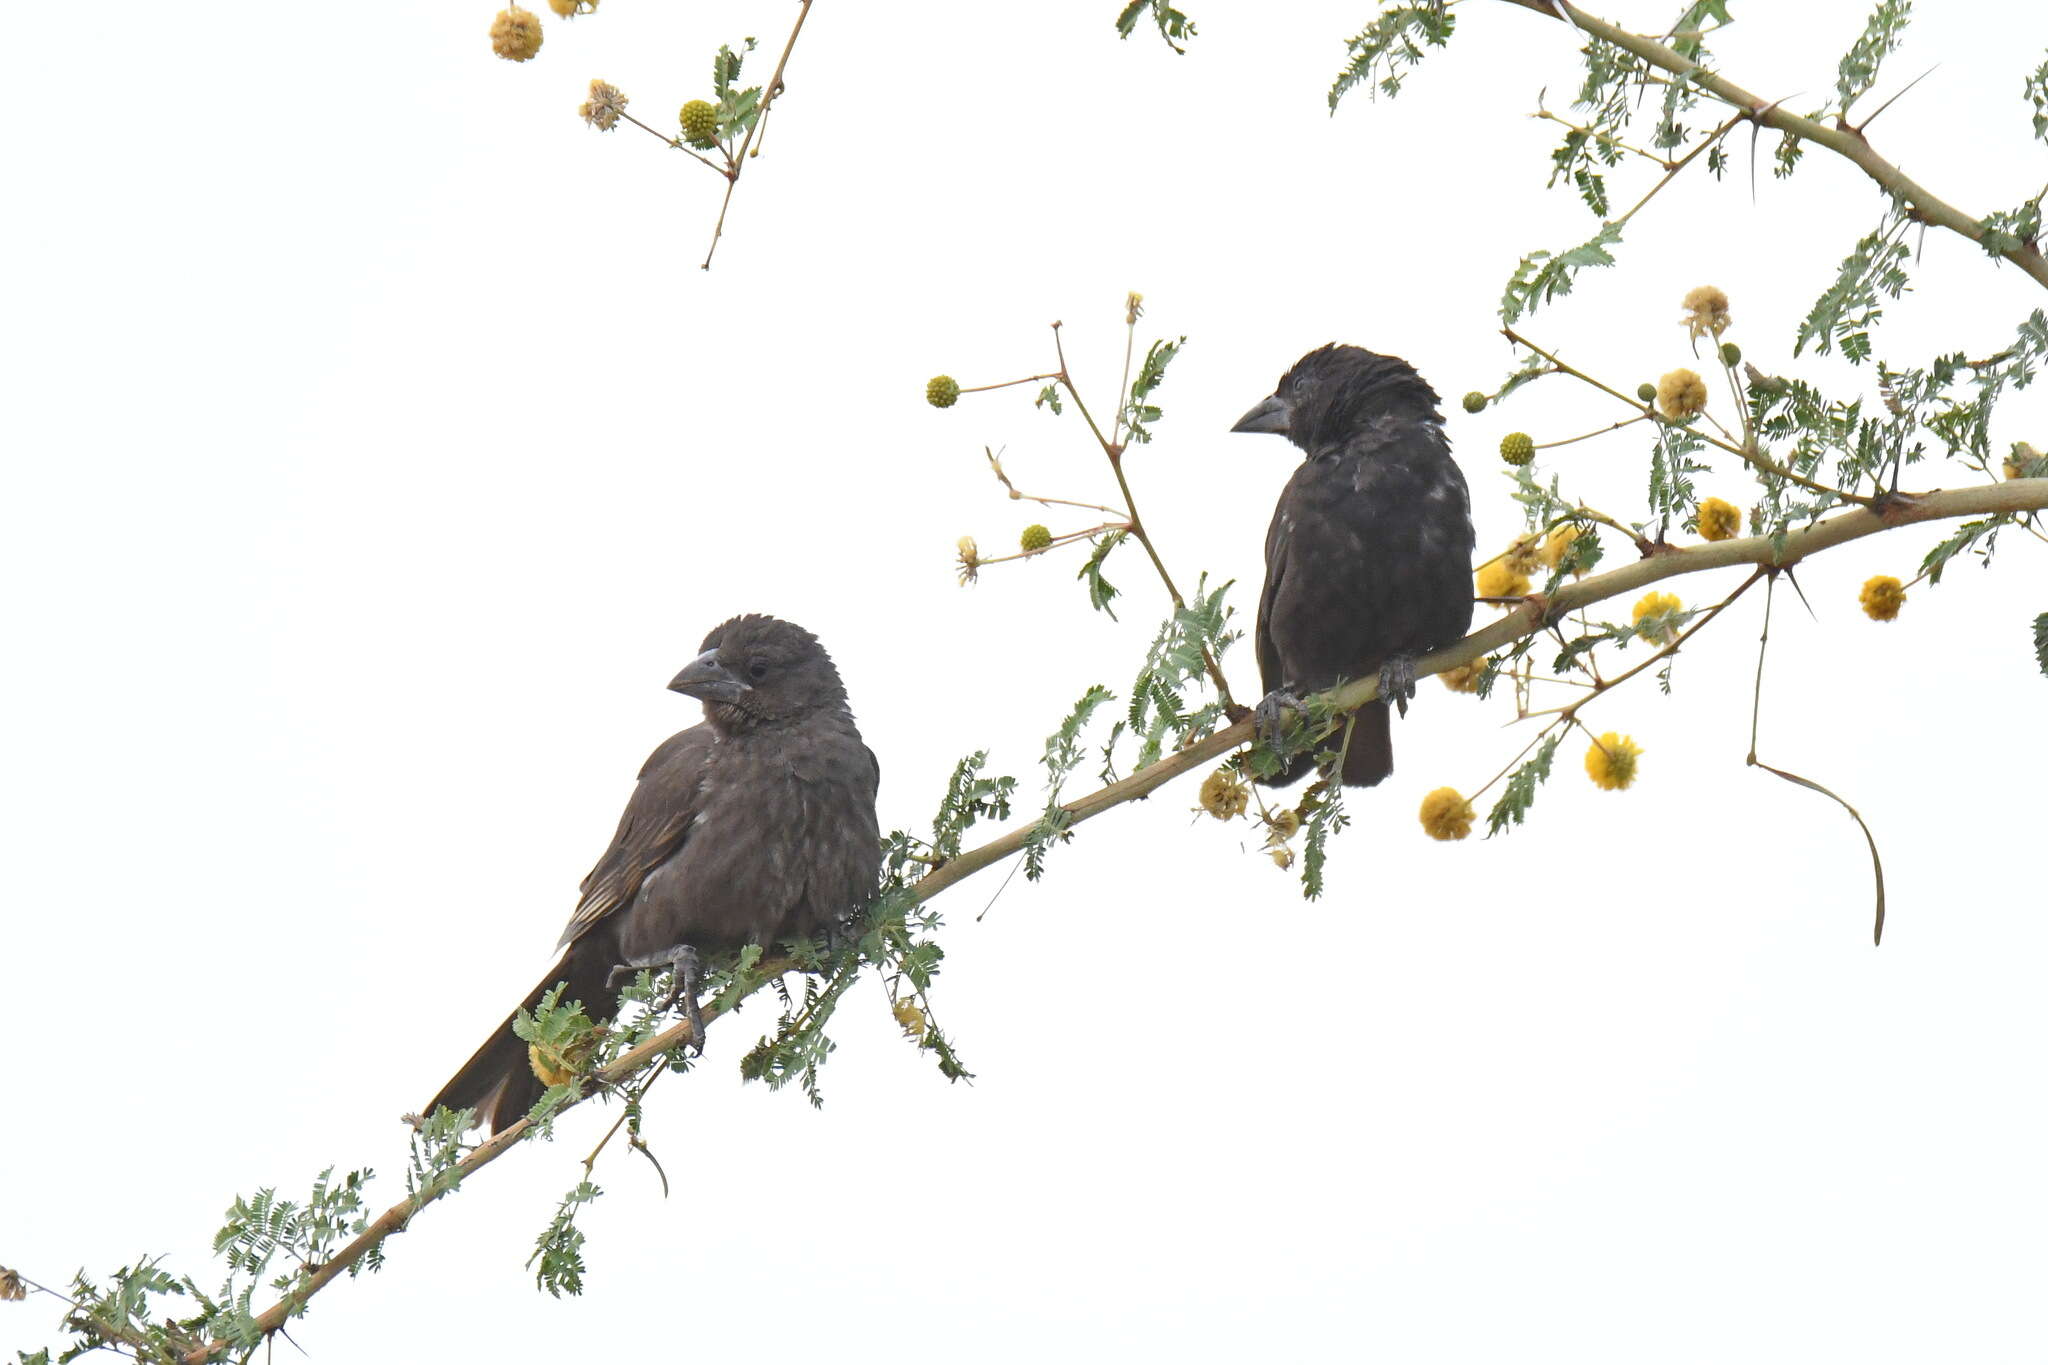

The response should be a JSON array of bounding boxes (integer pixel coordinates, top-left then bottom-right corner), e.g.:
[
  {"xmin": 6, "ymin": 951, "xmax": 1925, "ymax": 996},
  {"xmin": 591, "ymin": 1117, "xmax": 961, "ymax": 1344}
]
[
  {"xmin": 1231, "ymin": 393, "xmax": 1292, "ymax": 435},
  {"xmin": 668, "ymin": 648, "xmax": 750, "ymax": 703}
]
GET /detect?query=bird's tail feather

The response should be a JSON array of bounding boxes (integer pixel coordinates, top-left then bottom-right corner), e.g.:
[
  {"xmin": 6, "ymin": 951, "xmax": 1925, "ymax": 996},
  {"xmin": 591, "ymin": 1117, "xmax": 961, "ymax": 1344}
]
[
  {"xmin": 1340, "ymin": 701, "xmax": 1394, "ymax": 788},
  {"xmin": 422, "ymin": 943, "xmax": 616, "ymax": 1136}
]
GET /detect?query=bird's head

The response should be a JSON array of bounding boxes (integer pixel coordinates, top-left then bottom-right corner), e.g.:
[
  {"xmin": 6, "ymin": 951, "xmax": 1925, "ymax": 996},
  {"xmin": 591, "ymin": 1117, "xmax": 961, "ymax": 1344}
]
[
  {"xmin": 669, "ymin": 614, "xmax": 849, "ymax": 731},
  {"xmin": 1230, "ymin": 343, "xmax": 1441, "ymax": 454}
]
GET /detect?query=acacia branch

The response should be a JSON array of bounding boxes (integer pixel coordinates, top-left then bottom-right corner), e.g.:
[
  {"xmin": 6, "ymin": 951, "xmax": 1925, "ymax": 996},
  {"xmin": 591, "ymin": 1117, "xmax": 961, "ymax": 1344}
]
[
  {"xmin": 702, "ymin": 0, "xmax": 814, "ymax": 269},
  {"xmin": 915, "ymin": 479, "xmax": 2048, "ymax": 898},
  {"xmin": 190, "ymin": 481, "xmax": 2046, "ymax": 1359},
  {"xmin": 1498, "ymin": 0, "xmax": 2048, "ymax": 291}
]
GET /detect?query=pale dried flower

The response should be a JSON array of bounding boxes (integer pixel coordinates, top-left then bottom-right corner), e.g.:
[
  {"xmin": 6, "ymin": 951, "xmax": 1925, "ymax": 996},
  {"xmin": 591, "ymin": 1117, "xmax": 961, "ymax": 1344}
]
[
  {"xmin": 580, "ymin": 79, "xmax": 629, "ymax": 132},
  {"xmin": 1682, "ymin": 285, "xmax": 1731, "ymax": 341}
]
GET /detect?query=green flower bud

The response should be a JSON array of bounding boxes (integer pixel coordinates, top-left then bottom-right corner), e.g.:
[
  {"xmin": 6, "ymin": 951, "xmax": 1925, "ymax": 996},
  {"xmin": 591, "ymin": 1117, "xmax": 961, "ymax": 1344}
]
[
  {"xmin": 1020, "ymin": 524, "xmax": 1053, "ymax": 553},
  {"xmin": 679, "ymin": 99, "xmax": 719, "ymax": 148},
  {"xmin": 1719, "ymin": 341, "xmax": 1742, "ymax": 366},
  {"xmin": 1637, "ymin": 382, "xmax": 1658, "ymax": 403},
  {"xmin": 1461, "ymin": 391, "xmax": 1487, "ymax": 414},
  {"xmin": 926, "ymin": 375, "xmax": 961, "ymax": 409},
  {"xmin": 1499, "ymin": 432, "xmax": 1535, "ymax": 466}
]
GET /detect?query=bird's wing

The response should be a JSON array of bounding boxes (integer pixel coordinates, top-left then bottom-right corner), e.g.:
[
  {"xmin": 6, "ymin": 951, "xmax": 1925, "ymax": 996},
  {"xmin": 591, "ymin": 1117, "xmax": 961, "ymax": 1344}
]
[
  {"xmin": 1257, "ymin": 487, "xmax": 1294, "ymax": 694},
  {"xmin": 556, "ymin": 724, "xmax": 716, "ymax": 949}
]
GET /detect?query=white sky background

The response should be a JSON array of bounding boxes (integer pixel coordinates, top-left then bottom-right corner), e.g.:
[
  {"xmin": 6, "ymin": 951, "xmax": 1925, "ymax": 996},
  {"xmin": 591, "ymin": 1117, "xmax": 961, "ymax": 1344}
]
[{"xmin": 4, "ymin": 0, "xmax": 2045, "ymax": 1359}]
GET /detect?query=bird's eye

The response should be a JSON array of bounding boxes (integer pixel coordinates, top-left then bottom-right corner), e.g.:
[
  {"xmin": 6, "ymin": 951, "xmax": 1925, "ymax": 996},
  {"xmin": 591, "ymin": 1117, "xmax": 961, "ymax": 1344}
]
[{"xmin": 748, "ymin": 658, "xmax": 768, "ymax": 681}]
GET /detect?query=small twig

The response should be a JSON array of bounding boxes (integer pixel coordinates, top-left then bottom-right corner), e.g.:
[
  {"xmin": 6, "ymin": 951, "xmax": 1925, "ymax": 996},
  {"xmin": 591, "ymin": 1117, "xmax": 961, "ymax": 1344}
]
[
  {"xmin": 1503, "ymin": 326, "xmax": 1873, "ymax": 506},
  {"xmin": 702, "ymin": 0, "xmax": 815, "ymax": 270},
  {"xmin": 1611, "ymin": 112, "xmax": 1744, "ymax": 226}
]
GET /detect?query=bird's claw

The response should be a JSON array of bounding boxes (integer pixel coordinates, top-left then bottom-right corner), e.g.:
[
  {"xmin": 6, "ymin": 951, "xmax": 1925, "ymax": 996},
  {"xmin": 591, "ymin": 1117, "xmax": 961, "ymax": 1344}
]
[
  {"xmin": 1378, "ymin": 654, "xmax": 1417, "ymax": 718},
  {"xmin": 622, "ymin": 944, "xmax": 708, "ymax": 1054},
  {"xmin": 1254, "ymin": 689, "xmax": 1310, "ymax": 748}
]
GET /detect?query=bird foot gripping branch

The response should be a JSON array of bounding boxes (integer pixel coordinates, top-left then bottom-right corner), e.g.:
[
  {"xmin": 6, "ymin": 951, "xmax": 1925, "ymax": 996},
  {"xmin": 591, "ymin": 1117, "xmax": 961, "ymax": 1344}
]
[{"xmin": 608, "ymin": 944, "xmax": 707, "ymax": 1056}]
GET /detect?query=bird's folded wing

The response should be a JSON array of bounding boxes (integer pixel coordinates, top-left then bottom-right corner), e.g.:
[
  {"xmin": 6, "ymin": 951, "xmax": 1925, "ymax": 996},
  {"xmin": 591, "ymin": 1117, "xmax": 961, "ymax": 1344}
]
[{"xmin": 556, "ymin": 724, "xmax": 715, "ymax": 949}]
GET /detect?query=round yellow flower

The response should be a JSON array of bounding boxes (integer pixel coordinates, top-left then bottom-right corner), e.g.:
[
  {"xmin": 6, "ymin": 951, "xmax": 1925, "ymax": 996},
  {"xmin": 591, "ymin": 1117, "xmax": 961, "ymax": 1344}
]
[
  {"xmin": 1682, "ymin": 285, "xmax": 1731, "ymax": 340},
  {"xmin": 1697, "ymin": 497, "xmax": 1741, "ymax": 542},
  {"xmin": 1418, "ymin": 787, "xmax": 1474, "ymax": 841},
  {"xmin": 1657, "ymin": 368, "xmax": 1708, "ymax": 420},
  {"xmin": 1504, "ymin": 533, "xmax": 1544, "ymax": 576},
  {"xmin": 1541, "ymin": 524, "xmax": 1587, "ymax": 574},
  {"xmin": 1584, "ymin": 732, "xmax": 1643, "ymax": 791},
  {"xmin": 892, "ymin": 998, "xmax": 929, "ymax": 1039},
  {"xmin": 489, "ymin": 6, "xmax": 544, "ymax": 61},
  {"xmin": 1269, "ymin": 846, "xmax": 1295, "ymax": 870},
  {"xmin": 1439, "ymin": 657, "xmax": 1488, "ymax": 693},
  {"xmin": 1476, "ymin": 559, "xmax": 1530, "ymax": 601},
  {"xmin": 1631, "ymin": 591, "xmax": 1683, "ymax": 643},
  {"xmin": 1265, "ymin": 808, "xmax": 1301, "ymax": 841},
  {"xmin": 548, "ymin": 0, "xmax": 597, "ymax": 14},
  {"xmin": 1198, "ymin": 767, "xmax": 1248, "ymax": 820},
  {"xmin": 1859, "ymin": 575, "xmax": 1906, "ymax": 622}
]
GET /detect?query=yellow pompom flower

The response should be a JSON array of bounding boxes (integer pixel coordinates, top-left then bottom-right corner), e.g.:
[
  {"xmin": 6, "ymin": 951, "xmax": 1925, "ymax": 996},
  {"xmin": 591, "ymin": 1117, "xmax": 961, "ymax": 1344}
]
[
  {"xmin": 1269, "ymin": 846, "xmax": 1295, "ymax": 870},
  {"xmin": 1198, "ymin": 767, "xmax": 1248, "ymax": 820},
  {"xmin": 1697, "ymin": 497, "xmax": 1741, "ymax": 542},
  {"xmin": 1440, "ymin": 657, "xmax": 1488, "ymax": 693},
  {"xmin": 1505, "ymin": 533, "xmax": 1543, "ymax": 575},
  {"xmin": 1541, "ymin": 524, "xmax": 1587, "ymax": 574},
  {"xmin": 1584, "ymin": 732, "xmax": 1643, "ymax": 791},
  {"xmin": 1859, "ymin": 575, "xmax": 1906, "ymax": 622},
  {"xmin": 489, "ymin": 6, "xmax": 544, "ymax": 61},
  {"xmin": 955, "ymin": 536, "xmax": 980, "ymax": 586},
  {"xmin": 548, "ymin": 0, "xmax": 597, "ymax": 15},
  {"xmin": 1475, "ymin": 559, "xmax": 1530, "ymax": 601},
  {"xmin": 1657, "ymin": 368, "xmax": 1708, "ymax": 420},
  {"xmin": 1632, "ymin": 590, "xmax": 1682, "ymax": 643},
  {"xmin": 1682, "ymin": 285, "xmax": 1731, "ymax": 340},
  {"xmin": 892, "ymin": 998, "xmax": 929, "ymax": 1040},
  {"xmin": 1418, "ymin": 787, "xmax": 1475, "ymax": 841}
]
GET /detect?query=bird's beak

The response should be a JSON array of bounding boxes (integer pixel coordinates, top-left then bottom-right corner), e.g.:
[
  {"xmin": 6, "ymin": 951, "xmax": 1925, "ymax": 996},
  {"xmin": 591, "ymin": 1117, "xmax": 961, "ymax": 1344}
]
[
  {"xmin": 668, "ymin": 649, "xmax": 750, "ymax": 703},
  {"xmin": 1231, "ymin": 393, "xmax": 1292, "ymax": 435}
]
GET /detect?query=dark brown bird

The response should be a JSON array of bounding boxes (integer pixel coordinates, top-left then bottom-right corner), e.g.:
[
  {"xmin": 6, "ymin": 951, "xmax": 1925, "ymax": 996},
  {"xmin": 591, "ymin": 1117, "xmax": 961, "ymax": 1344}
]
[
  {"xmin": 1232, "ymin": 344, "xmax": 1474, "ymax": 787},
  {"xmin": 423, "ymin": 614, "xmax": 881, "ymax": 1133}
]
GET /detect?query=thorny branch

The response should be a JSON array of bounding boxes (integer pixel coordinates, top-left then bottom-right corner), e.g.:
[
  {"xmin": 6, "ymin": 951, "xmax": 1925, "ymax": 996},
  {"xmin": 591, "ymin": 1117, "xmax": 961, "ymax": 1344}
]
[
  {"xmin": 1498, "ymin": 0, "xmax": 2048, "ymax": 292},
  {"xmin": 147, "ymin": 474, "xmax": 2048, "ymax": 1359}
]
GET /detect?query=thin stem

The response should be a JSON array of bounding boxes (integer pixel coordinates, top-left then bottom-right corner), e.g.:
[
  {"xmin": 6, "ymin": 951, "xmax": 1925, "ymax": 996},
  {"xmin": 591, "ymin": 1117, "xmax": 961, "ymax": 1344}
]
[
  {"xmin": 621, "ymin": 111, "xmax": 727, "ymax": 173},
  {"xmin": 1049, "ymin": 322, "xmax": 1235, "ymax": 707},
  {"xmin": 1531, "ymin": 106, "xmax": 1672, "ymax": 167},
  {"xmin": 1535, "ymin": 414, "xmax": 1650, "ymax": 449},
  {"xmin": 1503, "ymin": 326, "xmax": 1872, "ymax": 506},
  {"xmin": 1611, "ymin": 113, "xmax": 1743, "ymax": 226},
  {"xmin": 960, "ymin": 373, "xmax": 1063, "ymax": 395}
]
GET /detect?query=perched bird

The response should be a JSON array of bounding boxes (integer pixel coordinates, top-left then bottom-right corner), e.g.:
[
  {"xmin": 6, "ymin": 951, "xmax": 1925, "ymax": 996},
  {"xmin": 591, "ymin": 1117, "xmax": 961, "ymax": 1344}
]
[
  {"xmin": 1232, "ymin": 344, "xmax": 1475, "ymax": 787},
  {"xmin": 423, "ymin": 614, "xmax": 881, "ymax": 1133}
]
